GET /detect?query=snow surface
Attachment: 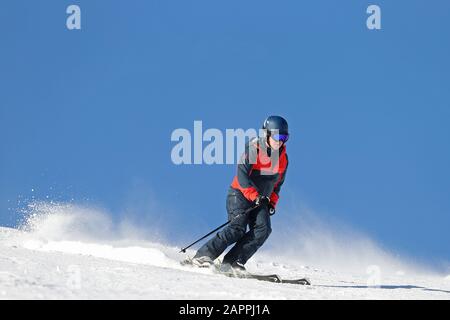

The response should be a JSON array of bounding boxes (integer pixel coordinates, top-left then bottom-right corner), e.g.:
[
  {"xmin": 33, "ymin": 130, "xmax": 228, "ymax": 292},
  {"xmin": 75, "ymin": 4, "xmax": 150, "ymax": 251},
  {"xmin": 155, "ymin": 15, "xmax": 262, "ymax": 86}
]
[{"xmin": 1, "ymin": 202, "xmax": 450, "ymax": 299}]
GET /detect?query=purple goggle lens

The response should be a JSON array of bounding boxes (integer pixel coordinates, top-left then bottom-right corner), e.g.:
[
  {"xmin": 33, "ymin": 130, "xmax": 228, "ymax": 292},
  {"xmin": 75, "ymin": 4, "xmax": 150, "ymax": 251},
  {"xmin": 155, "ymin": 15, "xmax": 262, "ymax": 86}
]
[{"xmin": 272, "ymin": 133, "xmax": 289, "ymax": 143}]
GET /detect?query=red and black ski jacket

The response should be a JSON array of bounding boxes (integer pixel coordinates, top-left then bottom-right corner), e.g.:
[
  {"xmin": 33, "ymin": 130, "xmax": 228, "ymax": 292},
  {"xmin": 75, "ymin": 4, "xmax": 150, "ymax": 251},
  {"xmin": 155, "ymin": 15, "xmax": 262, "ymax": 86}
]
[{"xmin": 230, "ymin": 137, "xmax": 288, "ymax": 208}]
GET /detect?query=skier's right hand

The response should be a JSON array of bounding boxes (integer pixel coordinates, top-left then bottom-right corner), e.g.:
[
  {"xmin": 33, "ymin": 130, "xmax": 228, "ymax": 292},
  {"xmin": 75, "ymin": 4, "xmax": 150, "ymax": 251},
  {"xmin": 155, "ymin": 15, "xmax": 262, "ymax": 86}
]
[{"xmin": 255, "ymin": 195, "xmax": 270, "ymax": 207}]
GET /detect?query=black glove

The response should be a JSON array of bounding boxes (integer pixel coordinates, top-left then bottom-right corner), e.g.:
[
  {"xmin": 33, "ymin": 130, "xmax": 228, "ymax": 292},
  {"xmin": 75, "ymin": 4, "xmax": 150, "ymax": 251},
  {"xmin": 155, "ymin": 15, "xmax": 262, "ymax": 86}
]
[
  {"xmin": 268, "ymin": 203, "xmax": 276, "ymax": 216},
  {"xmin": 254, "ymin": 195, "xmax": 270, "ymax": 207}
]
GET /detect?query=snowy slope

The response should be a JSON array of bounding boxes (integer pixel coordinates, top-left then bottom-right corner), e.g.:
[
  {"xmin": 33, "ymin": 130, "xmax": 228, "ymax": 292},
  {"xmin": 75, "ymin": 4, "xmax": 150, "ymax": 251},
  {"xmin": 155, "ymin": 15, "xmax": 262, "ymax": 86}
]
[
  {"xmin": 1, "ymin": 224, "xmax": 450, "ymax": 300},
  {"xmin": 0, "ymin": 201, "xmax": 449, "ymax": 299}
]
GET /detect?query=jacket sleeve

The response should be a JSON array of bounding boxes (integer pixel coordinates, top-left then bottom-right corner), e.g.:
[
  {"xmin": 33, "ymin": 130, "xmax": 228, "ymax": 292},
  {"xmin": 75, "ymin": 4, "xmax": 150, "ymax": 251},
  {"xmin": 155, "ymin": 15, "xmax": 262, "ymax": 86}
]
[
  {"xmin": 269, "ymin": 154, "xmax": 288, "ymax": 207},
  {"xmin": 232, "ymin": 142, "xmax": 260, "ymax": 202}
]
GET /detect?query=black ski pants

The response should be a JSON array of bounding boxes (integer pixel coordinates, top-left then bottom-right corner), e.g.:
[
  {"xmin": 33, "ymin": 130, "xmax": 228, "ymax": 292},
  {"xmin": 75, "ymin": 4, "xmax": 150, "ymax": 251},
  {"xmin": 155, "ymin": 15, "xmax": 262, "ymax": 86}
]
[{"xmin": 194, "ymin": 189, "xmax": 272, "ymax": 265}]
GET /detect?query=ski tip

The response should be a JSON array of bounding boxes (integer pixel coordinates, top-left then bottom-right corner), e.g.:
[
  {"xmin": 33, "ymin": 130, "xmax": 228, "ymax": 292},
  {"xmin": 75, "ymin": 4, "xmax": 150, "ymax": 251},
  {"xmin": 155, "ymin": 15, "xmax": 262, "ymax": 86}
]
[
  {"xmin": 293, "ymin": 278, "xmax": 312, "ymax": 285},
  {"xmin": 276, "ymin": 276, "xmax": 311, "ymax": 285}
]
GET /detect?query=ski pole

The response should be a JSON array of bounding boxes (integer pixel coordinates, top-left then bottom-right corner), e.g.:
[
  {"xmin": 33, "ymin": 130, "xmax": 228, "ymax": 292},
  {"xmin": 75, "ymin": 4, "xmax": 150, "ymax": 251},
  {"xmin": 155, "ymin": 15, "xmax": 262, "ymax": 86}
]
[{"xmin": 179, "ymin": 204, "xmax": 261, "ymax": 253}]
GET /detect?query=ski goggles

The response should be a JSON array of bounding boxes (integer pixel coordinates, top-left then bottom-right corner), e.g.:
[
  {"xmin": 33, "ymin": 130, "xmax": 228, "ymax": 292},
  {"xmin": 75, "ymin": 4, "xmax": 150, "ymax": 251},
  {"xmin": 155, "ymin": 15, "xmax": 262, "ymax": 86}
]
[{"xmin": 271, "ymin": 133, "xmax": 289, "ymax": 143}]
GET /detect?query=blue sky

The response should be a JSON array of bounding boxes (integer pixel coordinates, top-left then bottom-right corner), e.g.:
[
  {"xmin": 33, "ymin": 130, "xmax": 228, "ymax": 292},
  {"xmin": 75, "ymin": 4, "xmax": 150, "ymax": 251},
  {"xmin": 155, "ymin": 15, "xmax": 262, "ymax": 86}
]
[{"xmin": 1, "ymin": 1, "xmax": 449, "ymax": 265}]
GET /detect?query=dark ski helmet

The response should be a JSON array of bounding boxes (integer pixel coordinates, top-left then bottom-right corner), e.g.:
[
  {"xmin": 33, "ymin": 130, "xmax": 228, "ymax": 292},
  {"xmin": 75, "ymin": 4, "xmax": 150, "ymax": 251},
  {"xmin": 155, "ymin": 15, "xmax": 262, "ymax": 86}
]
[{"xmin": 262, "ymin": 115, "xmax": 289, "ymax": 136}]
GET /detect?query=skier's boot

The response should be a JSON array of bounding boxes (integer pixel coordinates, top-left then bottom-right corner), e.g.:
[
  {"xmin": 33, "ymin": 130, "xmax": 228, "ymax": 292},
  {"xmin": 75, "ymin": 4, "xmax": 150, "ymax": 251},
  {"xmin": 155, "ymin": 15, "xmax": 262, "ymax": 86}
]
[
  {"xmin": 190, "ymin": 256, "xmax": 215, "ymax": 268},
  {"xmin": 219, "ymin": 261, "xmax": 248, "ymax": 277}
]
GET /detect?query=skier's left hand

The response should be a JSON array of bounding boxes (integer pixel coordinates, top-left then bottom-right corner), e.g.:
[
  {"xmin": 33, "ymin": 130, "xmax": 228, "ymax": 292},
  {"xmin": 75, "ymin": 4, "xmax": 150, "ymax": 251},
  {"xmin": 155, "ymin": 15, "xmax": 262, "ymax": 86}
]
[{"xmin": 255, "ymin": 195, "xmax": 270, "ymax": 207}]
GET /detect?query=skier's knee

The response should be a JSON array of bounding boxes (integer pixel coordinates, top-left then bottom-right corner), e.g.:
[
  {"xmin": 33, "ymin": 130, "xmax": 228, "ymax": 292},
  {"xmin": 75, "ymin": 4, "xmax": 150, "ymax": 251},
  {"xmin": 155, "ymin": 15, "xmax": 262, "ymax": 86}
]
[
  {"xmin": 264, "ymin": 226, "xmax": 272, "ymax": 240},
  {"xmin": 255, "ymin": 226, "xmax": 271, "ymax": 245},
  {"xmin": 232, "ymin": 227, "xmax": 246, "ymax": 240},
  {"xmin": 219, "ymin": 226, "xmax": 245, "ymax": 243}
]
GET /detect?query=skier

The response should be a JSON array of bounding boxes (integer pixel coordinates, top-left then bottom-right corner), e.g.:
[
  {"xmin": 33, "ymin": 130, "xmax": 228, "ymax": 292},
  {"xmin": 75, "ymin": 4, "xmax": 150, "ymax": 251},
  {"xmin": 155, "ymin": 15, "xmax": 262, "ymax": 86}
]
[{"xmin": 190, "ymin": 115, "xmax": 289, "ymax": 273}]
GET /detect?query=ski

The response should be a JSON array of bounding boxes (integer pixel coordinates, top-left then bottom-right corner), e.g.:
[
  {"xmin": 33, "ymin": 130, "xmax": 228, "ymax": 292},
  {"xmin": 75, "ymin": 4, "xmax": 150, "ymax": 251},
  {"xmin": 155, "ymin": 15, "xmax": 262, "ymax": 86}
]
[
  {"xmin": 223, "ymin": 272, "xmax": 311, "ymax": 286},
  {"xmin": 247, "ymin": 274, "xmax": 311, "ymax": 285},
  {"xmin": 181, "ymin": 258, "xmax": 311, "ymax": 285},
  {"xmin": 280, "ymin": 278, "xmax": 311, "ymax": 285}
]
